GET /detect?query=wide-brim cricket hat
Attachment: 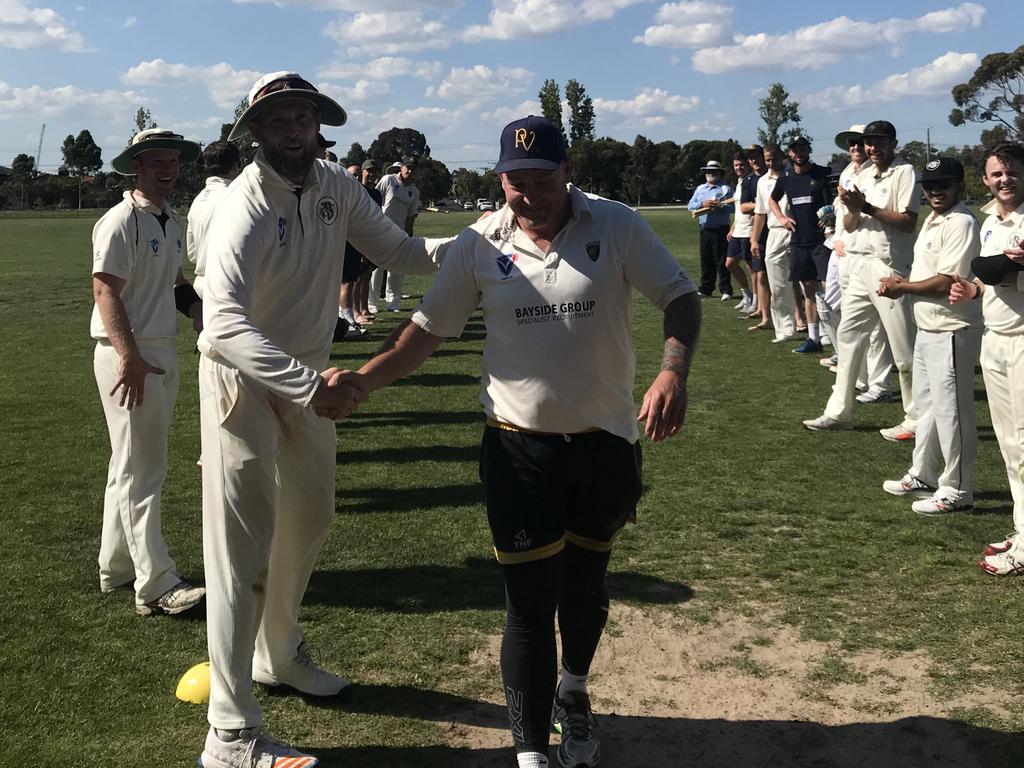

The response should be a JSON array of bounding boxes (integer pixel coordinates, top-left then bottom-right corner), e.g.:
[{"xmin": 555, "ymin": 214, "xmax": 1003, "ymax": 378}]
[
  {"xmin": 700, "ymin": 160, "xmax": 725, "ymax": 173},
  {"xmin": 494, "ymin": 115, "xmax": 567, "ymax": 174},
  {"xmin": 111, "ymin": 129, "xmax": 201, "ymax": 175},
  {"xmin": 228, "ymin": 72, "xmax": 347, "ymax": 141},
  {"xmin": 834, "ymin": 124, "xmax": 865, "ymax": 151}
]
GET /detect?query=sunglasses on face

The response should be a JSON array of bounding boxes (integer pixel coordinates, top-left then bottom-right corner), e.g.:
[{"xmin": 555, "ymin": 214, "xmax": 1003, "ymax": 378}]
[
  {"xmin": 848, "ymin": 140, "xmax": 864, "ymax": 149},
  {"xmin": 922, "ymin": 180, "xmax": 958, "ymax": 192}
]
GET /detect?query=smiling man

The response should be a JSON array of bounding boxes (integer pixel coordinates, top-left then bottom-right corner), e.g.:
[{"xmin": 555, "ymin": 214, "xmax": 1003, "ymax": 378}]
[
  {"xmin": 196, "ymin": 72, "xmax": 452, "ymax": 768},
  {"xmin": 91, "ymin": 129, "xmax": 205, "ymax": 617},
  {"xmin": 346, "ymin": 115, "xmax": 701, "ymax": 768}
]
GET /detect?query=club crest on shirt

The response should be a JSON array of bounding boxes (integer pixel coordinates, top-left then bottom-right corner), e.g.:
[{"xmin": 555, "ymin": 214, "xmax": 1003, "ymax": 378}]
[
  {"xmin": 983, "ymin": 229, "xmax": 992, "ymax": 243},
  {"xmin": 497, "ymin": 253, "xmax": 517, "ymax": 279},
  {"xmin": 317, "ymin": 196, "xmax": 338, "ymax": 225},
  {"xmin": 1011, "ymin": 234, "xmax": 1022, "ymax": 249},
  {"xmin": 586, "ymin": 240, "xmax": 600, "ymax": 262},
  {"xmin": 278, "ymin": 217, "xmax": 286, "ymax": 245},
  {"xmin": 149, "ymin": 238, "xmax": 159, "ymax": 255}
]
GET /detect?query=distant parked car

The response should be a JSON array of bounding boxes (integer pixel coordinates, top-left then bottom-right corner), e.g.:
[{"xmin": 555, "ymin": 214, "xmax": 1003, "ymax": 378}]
[
  {"xmin": 476, "ymin": 198, "xmax": 494, "ymax": 211},
  {"xmin": 463, "ymin": 200, "xmax": 474, "ymax": 211}
]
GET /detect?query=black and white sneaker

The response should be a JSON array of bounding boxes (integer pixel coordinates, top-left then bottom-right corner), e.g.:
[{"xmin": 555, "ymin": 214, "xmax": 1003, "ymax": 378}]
[{"xmin": 552, "ymin": 690, "xmax": 600, "ymax": 767}]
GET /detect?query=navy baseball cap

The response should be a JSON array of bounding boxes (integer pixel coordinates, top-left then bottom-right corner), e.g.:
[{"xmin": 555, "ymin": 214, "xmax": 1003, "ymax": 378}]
[
  {"xmin": 494, "ymin": 115, "xmax": 567, "ymax": 174},
  {"xmin": 861, "ymin": 120, "xmax": 897, "ymax": 141},
  {"xmin": 921, "ymin": 156, "xmax": 964, "ymax": 183}
]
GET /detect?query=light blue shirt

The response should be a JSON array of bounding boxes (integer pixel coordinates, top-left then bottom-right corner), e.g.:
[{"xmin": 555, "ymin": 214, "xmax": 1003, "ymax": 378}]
[{"xmin": 687, "ymin": 181, "xmax": 734, "ymax": 229}]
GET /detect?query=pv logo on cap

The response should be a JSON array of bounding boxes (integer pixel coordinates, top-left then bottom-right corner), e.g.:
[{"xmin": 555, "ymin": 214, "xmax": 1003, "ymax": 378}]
[{"xmin": 514, "ymin": 128, "xmax": 536, "ymax": 150}]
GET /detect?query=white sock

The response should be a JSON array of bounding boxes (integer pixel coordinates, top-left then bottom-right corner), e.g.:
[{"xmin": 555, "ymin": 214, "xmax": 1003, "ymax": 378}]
[
  {"xmin": 341, "ymin": 308, "xmax": 355, "ymax": 322},
  {"xmin": 807, "ymin": 322, "xmax": 820, "ymax": 342},
  {"xmin": 517, "ymin": 751, "xmax": 548, "ymax": 768},
  {"xmin": 559, "ymin": 667, "xmax": 589, "ymax": 696}
]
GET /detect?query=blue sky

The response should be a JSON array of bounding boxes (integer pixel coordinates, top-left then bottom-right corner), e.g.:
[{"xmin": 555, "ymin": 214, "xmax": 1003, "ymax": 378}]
[{"xmin": 0, "ymin": 0, "xmax": 1018, "ymax": 173}]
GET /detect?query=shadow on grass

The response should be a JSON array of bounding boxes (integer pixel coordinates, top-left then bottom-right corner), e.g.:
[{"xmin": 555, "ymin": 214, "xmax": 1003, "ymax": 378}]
[
  {"xmin": 391, "ymin": 373, "xmax": 480, "ymax": 388},
  {"xmin": 300, "ymin": 695, "xmax": 1022, "ymax": 768},
  {"xmin": 306, "ymin": 558, "xmax": 693, "ymax": 612},
  {"xmin": 335, "ymin": 483, "xmax": 483, "ymax": 513},
  {"xmin": 339, "ymin": 410, "xmax": 482, "ymax": 428},
  {"xmin": 336, "ymin": 445, "xmax": 478, "ymax": 464}
]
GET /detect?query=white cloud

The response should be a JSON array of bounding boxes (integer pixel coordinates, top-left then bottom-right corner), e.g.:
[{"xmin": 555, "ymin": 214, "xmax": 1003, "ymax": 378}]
[
  {"xmin": 594, "ymin": 88, "xmax": 700, "ymax": 126},
  {"xmin": 318, "ymin": 56, "xmax": 442, "ymax": 81},
  {"xmin": 478, "ymin": 99, "xmax": 543, "ymax": 126},
  {"xmin": 122, "ymin": 59, "xmax": 262, "ymax": 110},
  {"xmin": 231, "ymin": 0, "xmax": 459, "ymax": 9},
  {"xmin": 0, "ymin": 0, "xmax": 89, "ymax": 51},
  {"xmin": 689, "ymin": 3, "xmax": 984, "ymax": 74},
  {"xmin": 806, "ymin": 51, "xmax": 979, "ymax": 113},
  {"xmin": 463, "ymin": 0, "xmax": 650, "ymax": 41},
  {"xmin": 319, "ymin": 78, "xmax": 390, "ymax": 103},
  {"xmin": 433, "ymin": 65, "xmax": 532, "ymax": 107},
  {"xmin": 685, "ymin": 115, "xmax": 735, "ymax": 134},
  {"xmin": 324, "ymin": 11, "xmax": 452, "ymax": 56},
  {"xmin": 122, "ymin": 16, "xmax": 137, "ymax": 28},
  {"xmin": 634, "ymin": 1, "xmax": 732, "ymax": 48},
  {"xmin": 0, "ymin": 80, "xmax": 145, "ymax": 118}
]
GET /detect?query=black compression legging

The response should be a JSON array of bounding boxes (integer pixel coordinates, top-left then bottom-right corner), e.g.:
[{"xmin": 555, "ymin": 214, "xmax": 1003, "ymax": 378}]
[{"xmin": 500, "ymin": 542, "xmax": 612, "ymax": 754}]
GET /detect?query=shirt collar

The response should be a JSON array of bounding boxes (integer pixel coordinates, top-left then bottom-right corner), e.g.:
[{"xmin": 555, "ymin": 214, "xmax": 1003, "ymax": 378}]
[
  {"xmin": 253, "ymin": 150, "xmax": 321, "ymax": 193},
  {"xmin": 204, "ymin": 175, "xmax": 232, "ymax": 190},
  {"xmin": 981, "ymin": 197, "xmax": 1024, "ymax": 222},
  {"xmin": 125, "ymin": 190, "xmax": 173, "ymax": 217},
  {"xmin": 924, "ymin": 200, "xmax": 970, "ymax": 226}
]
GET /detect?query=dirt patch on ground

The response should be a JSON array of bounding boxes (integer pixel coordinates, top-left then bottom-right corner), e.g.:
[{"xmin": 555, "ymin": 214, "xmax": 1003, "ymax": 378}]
[{"xmin": 438, "ymin": 604, "xmax": 1018, "ymax": 767}]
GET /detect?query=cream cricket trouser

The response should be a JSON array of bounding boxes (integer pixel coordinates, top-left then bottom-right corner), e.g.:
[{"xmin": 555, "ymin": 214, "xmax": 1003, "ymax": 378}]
[
  {"xmin": 764, "ymin": 228, "xmax": 794, "ymax": 340},
  {"xmin": 825, "ymin": 257, "xmax": 917, "ymax": 425},
  {"xmin": 979, "ymin": 331, "xmax": 1024, "ymax": 554},
  {"xmin": 833, "ymin": 253, "xmax": 893, "ymax": 391},
  {"xmin": 907, "ymin": 327, "xmax": 982, "ymax": 500},
  {"xmin": 94, "ymin": 340, "xmax": 181, "ymax": 605},
  {"xmin": 369, "ymin": 267, "xmax": 385, "ymax": 308},
  {"xmin": 384, "ymin": 272, "xmax": 405, "ymax": 305},
  {"xmin": 200, "ymin": 355, "xmax": 337, "ymax": 729}
]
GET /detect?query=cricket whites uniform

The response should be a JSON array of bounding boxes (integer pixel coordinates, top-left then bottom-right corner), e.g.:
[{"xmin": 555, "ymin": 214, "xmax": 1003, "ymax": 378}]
[
  {"xmin": 185, "ymin": 175, "xmax": 233, "ymax": 299},
  {"xmin": 370, "ymin": 173, "xmax": 420, "ymax": 307},
  {"xmin": 198, "ymin": 153, "xmax": 448, "ymax": 728},
  {"xmin": 755, "ymin": 171, "xmax": 794, "ymax": 340},
  {"xmin": 91, "ymin": 192, "xmax": 185, "ymax": 606},
  {"xmin": 824, "ymin": 158, "xmax": 920, "ymax": 425},
  {"xmin": 905, "ymin": 202, "xmax": 982, "ymax": 500},
  {"xmin": 977, "ymin": 199, "xmax": 1024, "ymax": 556}
]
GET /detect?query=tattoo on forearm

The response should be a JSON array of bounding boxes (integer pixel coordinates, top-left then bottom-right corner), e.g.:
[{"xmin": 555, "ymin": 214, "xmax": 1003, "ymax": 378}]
[{"xmin": 661, "ymin": 338, "xmax": 690, "ymax": 377}]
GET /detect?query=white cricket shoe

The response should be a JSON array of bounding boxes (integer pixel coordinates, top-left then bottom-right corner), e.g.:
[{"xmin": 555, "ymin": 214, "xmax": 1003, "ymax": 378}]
[
  {"xmin": 881, "ymin": 474, "xmax": 936, "ymax": 498},
  {"xmin": 200, "ymin": 727, "xmax": 318, "ymax": 768},
  {"xmin": 253, "ymin": 641, "xmax": 351, "ymax": 697},
  {"xmin": 135, "ymin": 580, "xmax": 205, "ymax": 616},
  {"xmin": 912, "ymin": 494, "xmax": 974, "ymax": 516},
  {"xmin": 979, "ymin": 550, "xmax": 1024, "ymax": 576},
  {"xmin": 802, "ymin": 414, "xmax": 851, "ymax": 432},
  {"xmin": 879, "ymin": 424, "xmax": 916, "ymax": 442},
  {"xmin": 984, "ymin": 533, "xmax": 1017, "ymax": 557}
]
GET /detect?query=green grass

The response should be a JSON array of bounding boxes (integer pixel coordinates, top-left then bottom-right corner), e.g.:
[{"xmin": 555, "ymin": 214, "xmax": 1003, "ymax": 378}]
[{"xmin": 0, "ymin": 209, "xmax": 1021, "ymax": 767}]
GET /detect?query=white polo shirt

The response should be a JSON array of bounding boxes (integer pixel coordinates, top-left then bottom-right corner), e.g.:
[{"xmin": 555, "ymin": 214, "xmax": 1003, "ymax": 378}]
[
  {"xmin": 831, "ymin": 160, "xmax": 864, "ymax": 246},
  {"xmin": 979, "ymin": 198, "xmax": 1024, "ymax": 335},
  {"xmin": 376, "ymin": 174, "xmax": 420, "ymax": 229},
  {"xmin": 845, "ymin": 158, "xmax": 921, "ymax": 269},
  {"xmin": 90, "ymin": 191, "xmax": 182, "ymax": 342},
  {"xmin": 410, "ymin": 185, "xmax": 696, "ymax": 442},
  {"xmin": 908, "ymin": 202, "xmax": 982, "ymax": 332},
  {"xmin": 755, "ymin": 172, "xmax": 787, "ymax": 229},
  {"xmin": 186, "ymin": 175, "xmax": 232, "ymax": 299},
  {"xmin": 199, "ymin": 152, "xmax": 449, "ymax": 406},
  {"xmin": 731, "ymin": 173, "xmax": 754, "ymax": 238}
]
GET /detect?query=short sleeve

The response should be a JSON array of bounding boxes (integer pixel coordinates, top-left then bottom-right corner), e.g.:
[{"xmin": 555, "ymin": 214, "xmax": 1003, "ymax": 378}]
[
  {"xmin": 621, "ymin": 210, "xmax": 696, "ymax": 309},
  {"xmin": 411, "ymin": 228, "xmax": 484, "ymax": 338},
  {"xmin": 92, "ymin": 206, "xmax": 135, "ymax": 279}
]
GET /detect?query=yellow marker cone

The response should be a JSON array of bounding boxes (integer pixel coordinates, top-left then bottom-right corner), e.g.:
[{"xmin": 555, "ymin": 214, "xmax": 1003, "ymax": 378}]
[{"xmin": 176, "ymin": 661, "xmax": 211, "ymax": 704}]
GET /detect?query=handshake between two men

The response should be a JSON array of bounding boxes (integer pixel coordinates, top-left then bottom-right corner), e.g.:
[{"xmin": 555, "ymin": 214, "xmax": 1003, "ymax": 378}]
[{"xmin": 311, "ymin": 368, "xmax": 367, "ymax": 421}]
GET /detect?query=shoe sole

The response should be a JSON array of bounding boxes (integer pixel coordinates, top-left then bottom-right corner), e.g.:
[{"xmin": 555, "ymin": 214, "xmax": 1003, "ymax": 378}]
[
  {"xmin": 135, "ymin": 597, "xmax": 204, "ymax": 617},
  {"xmin": 882, "ymin": 485, "xmax": 935, "ymax": 499},
  {"xmin": 803, "ymin": 422, "xmax": 851, "ymax": 431},
  {"xmin": 253, "ymin": 678, "xmax": 353, "ymax": 700},
  {"xmin": 557, "ymin": 743, "xmax": 601, "ymax": 768},
  {"xmin": 915, "ymin": 505, "xmax": 973, "ymax": 517},
  {"xmin": 880, "ymin": 433, "xmax": 915, "ymax": 443},
  {"xmin": 198, "ymin": 756, "xmax": 319, "ymax": 768}
]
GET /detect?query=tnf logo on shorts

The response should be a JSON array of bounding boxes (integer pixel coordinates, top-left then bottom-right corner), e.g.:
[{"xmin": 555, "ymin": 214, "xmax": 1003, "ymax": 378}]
[
  {"xmin": 149, "ymin": 238, "xmax": 159, "ymax": 255},
  {"xmin": 317, "ymin": 196, "xmax": 338, "ymax": 225},
  {"xmin": 513, "ymin": 529, "xmax": 532, "ymax": 549},
  {"xmin": 497, "ymin": 253, "xmax": 518, "ymax": 280},
  {"xmin": 513, "ymin": 128, "xmax": 536, "ymax": 150}
]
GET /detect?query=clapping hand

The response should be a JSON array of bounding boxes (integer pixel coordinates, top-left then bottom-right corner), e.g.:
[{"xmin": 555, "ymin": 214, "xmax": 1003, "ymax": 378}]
[{"xmin": 949, "ymin": 274, "xmax": 977, "ymax": 304}]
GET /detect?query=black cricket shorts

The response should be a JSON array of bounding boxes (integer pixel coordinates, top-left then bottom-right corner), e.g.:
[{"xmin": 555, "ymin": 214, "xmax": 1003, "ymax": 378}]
[
  {"xmin": 789, "ymin": 242, "xmax": 830, "ymax": 282},
  {"xmin": 479, "ymin": 423, "xmax": 643, "ymax": 565}
]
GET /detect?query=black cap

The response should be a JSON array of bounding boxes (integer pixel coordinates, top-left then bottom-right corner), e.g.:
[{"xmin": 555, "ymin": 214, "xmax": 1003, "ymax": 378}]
[
  {"xmin": 361, "ymin": 158, "xmax": 379, "ymax": 171},
  {"xmin": 861, "ymin": 120, "xmax": 897, "ymax": 141},
  {"xmin": 317, "ymin": 133, "xmax": 336, "ymax": 149},
  {"xmin": 786, "ymin": 135, "xmax": 811, "ymax": 149},
  {"xmin": 401, "ymin": 156, "xmax": 417, "ymax": 168},
  {"xmin": 921, "ymin": 156, "xmax": 964, "ymax": 183},
  {"xmin": 494, "ymin": 115, "xmax": 567, "ymax": 174}
]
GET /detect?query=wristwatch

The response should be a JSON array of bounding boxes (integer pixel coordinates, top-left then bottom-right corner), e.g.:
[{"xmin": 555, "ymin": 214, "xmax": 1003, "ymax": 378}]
[{"xmin": 862, "ymin": 202, "xmax": 876, "ymax": 217}]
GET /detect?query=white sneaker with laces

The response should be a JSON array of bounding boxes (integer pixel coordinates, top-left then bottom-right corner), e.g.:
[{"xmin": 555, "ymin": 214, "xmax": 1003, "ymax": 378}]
[
  {"xmin": 881, "ymin": 474, "xmax": 936, "ymax": 498},
  {"xmin": 879, "ymin": 424, "xmax": 916, "ymax": 442},
  {"xmin": 720, "ymin": 293, "xmax": 733, "ymax": 301},
  {"xmin": 200, "ymin": 727, "xmax": 318, "ymax": 768},
  {"xmin": 802, "ymin": 414, "xmax": 851, "ymax": 431},
  {"xmin": 979, "ymin": 550, "xmax": 1024, "ymax": 576},
  {"xmin": 136, "ymin": 580, "xmax": 205, "ymax": 616},
  {"xmin": 984, "ymin": 533, "xmax": 1017, "ymax": 557},
  {"xmin": 856, "ymin": 387, "xmax": 895, "ymax": 404},
  {"xmin": 252, "ymin": 641, "xmax": 350, "ymax": 697},
  {"xmin": 912, "ymin": 494, "xmax": 973, "ymax": 516}
]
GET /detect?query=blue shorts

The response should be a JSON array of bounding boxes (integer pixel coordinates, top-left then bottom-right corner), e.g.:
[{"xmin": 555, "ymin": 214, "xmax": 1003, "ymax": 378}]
[{"xmin": 789, "ymin": 243, "xmax": 830, "ymax": 282}]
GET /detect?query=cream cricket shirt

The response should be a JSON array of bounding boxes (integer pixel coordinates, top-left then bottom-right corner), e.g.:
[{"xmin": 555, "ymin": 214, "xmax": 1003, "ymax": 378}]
[
  {"xmin": 845, "ymin": 158, "xmax": 921, "ymax": 269},
  {"xmin": 731, "ymin": 173, "xmax": 754, "ymax": 238},
  {"xmin": 979, "ymin": 198, "xmax": 1024, "ymax": 335},
  {"xmin": 908, "ymin": 202, "xmax": 982, "ymax": 332},
  {"xmin": 186, "ymin": 175, "xmax": 232, "ymax": 299},
  {"xmin": 90, "ymin": 191, "xmax": 182, "ymax": 342},
  {"xmin": 376, "ymin": 174, "xmax": 420, "ymax": 228},
  {"xmin": 410, "ymin": 185, "xmax": 696, "ymax": 443},
  {"xmin": 199, "ymin": 153, "xmax": 447, "ymax": 406},
  {"xmin": 831, "ymin": 161, "xmax": 863, "ymax": 247},
  {"xmin": 755, "ymin": 172, "xmax": 788, "ymax": 228}
]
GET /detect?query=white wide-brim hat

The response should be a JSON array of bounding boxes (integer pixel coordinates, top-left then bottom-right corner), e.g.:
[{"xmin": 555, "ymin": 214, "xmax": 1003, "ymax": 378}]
[
  {"xmin": 834, "ymin": 124, "xmax": 866, "ymax": 151},
  {"xmin": 700, "ymin": 160, "xmax": 725, "ymax": 173},
  {"xmin": 111, "ymin": 129, "xmax": 201, "ymax": 175},
  {"xmin": 229, "ymin": 71, "xmax": 347, "ymax": 141}
]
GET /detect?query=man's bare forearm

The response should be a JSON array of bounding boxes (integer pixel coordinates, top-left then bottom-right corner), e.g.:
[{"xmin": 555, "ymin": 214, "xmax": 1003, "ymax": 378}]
[
  {"xmin": 662, "ymin": 293, "xmax": 701, "ymax": 380},
  {"xmin": 359, "ymin": 320, "xmax": 444, "ymax": 392}
]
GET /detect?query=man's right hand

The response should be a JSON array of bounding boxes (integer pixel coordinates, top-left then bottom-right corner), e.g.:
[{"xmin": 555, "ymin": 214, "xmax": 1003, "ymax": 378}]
[
  {"xmin": 111, "ymin": 353, "xmax": 165, "ymax": 409},
  {"xmin": 311, "ymin": 368, "xmax": 368, "ymax": 421},
  {"xmin": 949, "ymin": 274, "xmax": 977, "ymax": 304}
]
